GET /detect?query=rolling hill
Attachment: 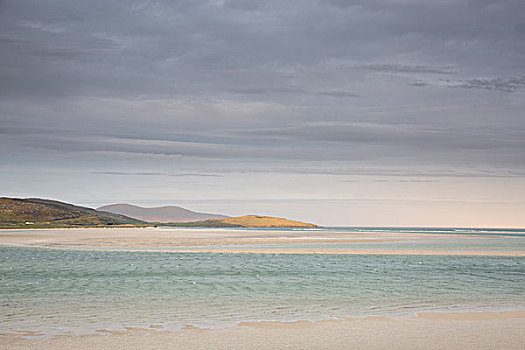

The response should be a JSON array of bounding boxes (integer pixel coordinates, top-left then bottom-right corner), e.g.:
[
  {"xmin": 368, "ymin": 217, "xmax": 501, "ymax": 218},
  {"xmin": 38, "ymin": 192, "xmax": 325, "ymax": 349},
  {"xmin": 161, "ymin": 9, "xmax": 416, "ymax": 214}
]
[
  {"xmin": 0, "ymin": 197, "xmax": 147, "ymax": 228},
  {"xmin": 0, "ymin": 198, "xmax": 319, "ymax": 229},
  {"xmin": 166, "ymin": 215, "xmax": 319, "ymax": 228},
  {"xmin": 97, "ymin": 204, "xmax": 227, "ymax": 223}
]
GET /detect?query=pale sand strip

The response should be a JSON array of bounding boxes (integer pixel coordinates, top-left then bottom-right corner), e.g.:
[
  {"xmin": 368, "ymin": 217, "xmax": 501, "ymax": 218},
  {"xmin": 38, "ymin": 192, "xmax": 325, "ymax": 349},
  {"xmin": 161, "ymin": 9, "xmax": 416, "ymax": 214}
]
[
  {"xmin": 2, "ymin": 311, "xmax": 524, "ymax": 350},
  {"xmin": 1, "ymin": 227, "xmax": 524, "ymax": 256},
  {"xmin": 0, "ymin": 227, "xmax": 420, "ymax": 247}
]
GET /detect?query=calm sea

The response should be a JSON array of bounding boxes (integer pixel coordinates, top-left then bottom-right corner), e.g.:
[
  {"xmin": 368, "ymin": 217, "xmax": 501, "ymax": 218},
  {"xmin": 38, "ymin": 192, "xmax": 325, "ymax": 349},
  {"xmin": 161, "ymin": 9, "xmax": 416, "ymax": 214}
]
[{"xmin": 1, "ymin": 227, "xmax": 524, "ymax": 337}]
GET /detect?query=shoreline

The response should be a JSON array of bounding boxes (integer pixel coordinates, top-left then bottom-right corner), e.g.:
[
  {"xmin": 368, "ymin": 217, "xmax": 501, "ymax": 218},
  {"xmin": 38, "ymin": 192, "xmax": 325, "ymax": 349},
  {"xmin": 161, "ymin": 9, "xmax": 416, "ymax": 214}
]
[
  {"xmin": 1, "ymin": 227, "xmax": 524, "ymax": 255},
  {"xmin": 2, "ymin": 310, "xmax": 524, "ymax": 349}
]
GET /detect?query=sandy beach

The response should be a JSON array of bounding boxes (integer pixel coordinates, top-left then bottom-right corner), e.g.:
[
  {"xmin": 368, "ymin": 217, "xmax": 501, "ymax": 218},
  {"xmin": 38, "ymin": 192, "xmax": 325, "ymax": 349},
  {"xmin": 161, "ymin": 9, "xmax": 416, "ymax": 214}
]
[
  {"xmin": 2, "ymin": 227, "xmax": 524, "ymax": 349},
  {"xmin": 2, "ymin": 311, "xmax": 524, "ymax": 350},
  {"xmin": 0, "ymin": 227, "xmax": 411, "ymax": 248},
  {"xmin": 1, "ymin": 227, "xmax": 523, "ymax": 256}
]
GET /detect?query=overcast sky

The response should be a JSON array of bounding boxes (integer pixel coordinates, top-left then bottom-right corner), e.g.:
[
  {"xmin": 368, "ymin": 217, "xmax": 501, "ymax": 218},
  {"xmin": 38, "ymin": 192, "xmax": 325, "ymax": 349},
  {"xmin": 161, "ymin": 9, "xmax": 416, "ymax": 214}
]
[{"xmin": 1, "ymin": 0, "xmax": 524, "ymax": 226}]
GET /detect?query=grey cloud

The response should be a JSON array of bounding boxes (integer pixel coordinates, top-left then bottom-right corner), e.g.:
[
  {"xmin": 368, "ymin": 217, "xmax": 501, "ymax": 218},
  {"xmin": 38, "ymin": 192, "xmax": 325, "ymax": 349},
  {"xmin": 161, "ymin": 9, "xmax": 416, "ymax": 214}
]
[
  {"xmin": 340, "ymin": 179, "xmax": 439, "ymax": 183},
  {"xmin": 238, "ymin": 122, "xmax": 524, "ymax": 150},
  {"xmin": 199, "ymin": 166, "xmax": 525, "ymax": 178},
  {"xmin": 90, "ymin": 171, "xmax": 221, "ymax": 177},
  {"xmin": 4, "ymin": 119, "xmax": 523, "ymax": 171},
  {"xmin": 1, "ymin": 0, "xmax": 524, "ymax": 101},
  {"xmin": 360, "ymin": 64, "xmax": 451, "ymax": 75},
  {"xmin": 229, "ymin": 87, "xmax": 359, "ymax": 98},
  {"xmin": 20, "ymin": 21, "xmax": 65, "ymax": 33},
  {"xmin": 411, "ymin": 81, "xmax": 429, "ymax": 87},
  {"xmin": 315, "ymin": 91, "xmax": 360, "ymax": 98},
  {"xmin": 1, "ymin": 0, "xmax": 524, "ymax": 188},
  {"xmin": 91, "ymin": 171, "xmax": 165, "ymax": 176},
  {"xmin": 452, "ymin": 77, "xmax": 525, "ymax": 92},
  {"xmin": 228, "ymin": 86, "xmax": 306, "ymax": 95}
]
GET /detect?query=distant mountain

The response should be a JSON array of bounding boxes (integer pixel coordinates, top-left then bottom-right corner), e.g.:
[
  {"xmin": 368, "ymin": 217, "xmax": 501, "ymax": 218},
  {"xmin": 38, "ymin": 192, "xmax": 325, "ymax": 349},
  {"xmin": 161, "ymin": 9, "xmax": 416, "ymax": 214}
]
[
  {"xmin": 97, "ymin": 204, "xmax": 228, "ymax": 223},
  {"xmin": 0, "ymin": 197, "xmax": 147, "ymax": 228},
  {"xmin": 166, "ymin": 215, "xmax": 319, "ymax": 228}
]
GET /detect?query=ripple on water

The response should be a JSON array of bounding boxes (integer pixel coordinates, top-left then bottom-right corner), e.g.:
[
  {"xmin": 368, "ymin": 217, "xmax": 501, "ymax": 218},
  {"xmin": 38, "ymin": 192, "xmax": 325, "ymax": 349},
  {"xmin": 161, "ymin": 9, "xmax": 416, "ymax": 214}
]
[{"xmin": 0, "ymin": 247, "xmax": 524, "ymax": 337}]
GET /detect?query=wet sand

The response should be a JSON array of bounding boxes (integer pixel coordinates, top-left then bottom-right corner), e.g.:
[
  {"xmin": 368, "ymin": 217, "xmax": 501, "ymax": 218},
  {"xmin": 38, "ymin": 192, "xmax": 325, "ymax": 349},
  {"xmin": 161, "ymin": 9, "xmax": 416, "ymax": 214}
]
[
  {"xmin": 0, "ymin": 227, "xmax": 523, "ymax": 256},
  {"xmin": 2, "ymin": 311, "xmax": 524, "ymax": 350}
]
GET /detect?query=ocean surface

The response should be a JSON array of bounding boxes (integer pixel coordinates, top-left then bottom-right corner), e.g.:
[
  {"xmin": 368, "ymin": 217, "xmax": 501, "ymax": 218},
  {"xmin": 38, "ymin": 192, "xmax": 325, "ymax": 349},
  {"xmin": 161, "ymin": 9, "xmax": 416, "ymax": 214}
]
[{"xmin": 1, "ymin": 227, "xmax": 524, "ymax": 337}]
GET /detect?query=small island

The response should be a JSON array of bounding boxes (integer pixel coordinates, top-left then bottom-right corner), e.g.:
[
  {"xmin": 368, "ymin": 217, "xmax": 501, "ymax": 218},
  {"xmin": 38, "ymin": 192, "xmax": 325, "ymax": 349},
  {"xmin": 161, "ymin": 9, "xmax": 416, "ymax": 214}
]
[{"xmin": 160, "ymin": 215, "xmax": 319, "ymax": 228}]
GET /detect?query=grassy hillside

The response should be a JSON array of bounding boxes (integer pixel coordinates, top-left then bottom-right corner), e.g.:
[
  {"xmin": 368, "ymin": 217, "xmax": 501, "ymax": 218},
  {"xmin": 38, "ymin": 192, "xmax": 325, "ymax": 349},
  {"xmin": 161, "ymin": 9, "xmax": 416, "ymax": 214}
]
[
  {"xmin": 162, "ymin": 215, "xmax": 319, "ymax": 228},
  {"xmin": 0, "ymin": 198, "xmax": 149, "ymax": 228},
  {"xmin": 220, "ymin": 215, "xmax": 318, "ymax": 227}
]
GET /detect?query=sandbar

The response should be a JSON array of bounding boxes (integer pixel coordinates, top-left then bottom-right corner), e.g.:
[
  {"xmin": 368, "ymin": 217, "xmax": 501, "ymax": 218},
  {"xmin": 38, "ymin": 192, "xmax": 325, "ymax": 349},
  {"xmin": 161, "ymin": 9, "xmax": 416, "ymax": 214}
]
[{"xmin": 0, "ymin": 227, "xmax": 523, "ymax": 256}]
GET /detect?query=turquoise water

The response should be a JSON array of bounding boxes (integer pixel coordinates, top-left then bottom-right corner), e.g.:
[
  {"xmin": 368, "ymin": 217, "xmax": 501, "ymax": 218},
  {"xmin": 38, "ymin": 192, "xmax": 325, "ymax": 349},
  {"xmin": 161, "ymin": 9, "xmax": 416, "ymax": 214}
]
[
  {"xmin": 177, "ymin": 236, "xmax": 525, "ymax": 252},
  {"xmin": 155, "ymin": 226, "xmax": 525, "ymax": 253},
  {"xmin": 159, "ymin": 226, "xmax": 525, "ymax": 237},
  {"xmin": 1, "ymin": 247, "xmax": 524, "ymax": 337},
  {"xmin": 325, "ymin": 227, "xmax": 525, "ymax": 237}
]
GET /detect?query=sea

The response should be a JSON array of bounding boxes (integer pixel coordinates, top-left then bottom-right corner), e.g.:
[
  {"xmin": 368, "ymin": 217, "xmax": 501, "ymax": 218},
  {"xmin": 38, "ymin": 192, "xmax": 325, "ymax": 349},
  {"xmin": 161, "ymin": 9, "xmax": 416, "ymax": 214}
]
[{"xmin": 1, "ymin": 227, "xmax": 524, "ymax": 337}]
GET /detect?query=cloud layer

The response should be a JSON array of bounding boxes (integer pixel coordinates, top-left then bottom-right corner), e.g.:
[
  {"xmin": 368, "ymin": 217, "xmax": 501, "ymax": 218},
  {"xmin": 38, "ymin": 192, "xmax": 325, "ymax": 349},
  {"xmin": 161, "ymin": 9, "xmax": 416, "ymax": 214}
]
[{"xmin": 1, "ymin": 0, "xmax": 524, "ymax": 225}]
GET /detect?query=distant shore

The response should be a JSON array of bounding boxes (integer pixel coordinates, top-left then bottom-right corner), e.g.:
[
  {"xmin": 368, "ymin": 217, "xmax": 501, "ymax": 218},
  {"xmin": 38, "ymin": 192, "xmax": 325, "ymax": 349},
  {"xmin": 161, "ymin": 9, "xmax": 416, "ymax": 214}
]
[{"xmin": 2, "ymin": 311, "xmax": 524, "ymax": 350}]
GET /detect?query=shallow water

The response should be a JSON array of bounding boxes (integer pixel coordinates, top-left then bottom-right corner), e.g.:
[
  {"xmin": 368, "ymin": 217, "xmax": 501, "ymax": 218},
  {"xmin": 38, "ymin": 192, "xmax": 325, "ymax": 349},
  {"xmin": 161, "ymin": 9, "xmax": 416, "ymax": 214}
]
[
  {"xmin": 158, "ymin": 226, "xmax": 525, "ymax": 237},
  {"xmin": 176, "ymin": 236, "xmax": 525, "ymax": 252},
  {"xmin": 1, "ymin": 246, "xmax": 524, "ymax": 337}
]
